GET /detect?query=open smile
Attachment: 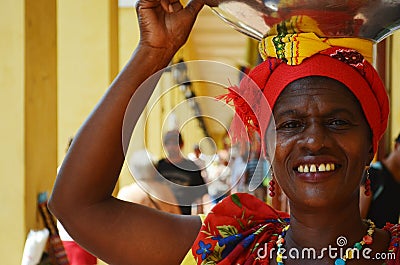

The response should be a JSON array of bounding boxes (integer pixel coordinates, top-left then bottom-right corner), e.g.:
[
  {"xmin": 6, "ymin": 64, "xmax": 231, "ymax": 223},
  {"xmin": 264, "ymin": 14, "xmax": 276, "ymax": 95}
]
[{"xmin": 296, "ymin": 163, "xmax": 336, "ymax": 173}]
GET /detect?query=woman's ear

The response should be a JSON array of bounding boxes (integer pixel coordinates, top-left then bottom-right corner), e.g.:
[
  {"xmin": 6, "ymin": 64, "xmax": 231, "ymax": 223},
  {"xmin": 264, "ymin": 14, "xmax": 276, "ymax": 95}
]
[{"xmin": 366, "ymin": 145, "xmax": 374, "ymax": 166}]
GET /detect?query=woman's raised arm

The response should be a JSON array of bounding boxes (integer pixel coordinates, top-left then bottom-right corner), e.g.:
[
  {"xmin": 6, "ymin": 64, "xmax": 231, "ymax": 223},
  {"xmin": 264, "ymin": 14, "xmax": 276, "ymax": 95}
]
[{"xmin": 48, "ymin": 1, "xmax": 205, "ymax": 264}]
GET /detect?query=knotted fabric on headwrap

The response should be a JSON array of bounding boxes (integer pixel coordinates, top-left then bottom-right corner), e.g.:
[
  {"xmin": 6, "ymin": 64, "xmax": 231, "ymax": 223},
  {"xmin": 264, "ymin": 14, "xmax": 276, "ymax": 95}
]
[
  {"xmin": 259, "ymin": 15, "xmax": 373, "ymax": 64},
  {"xmin": 218, "ymin": 31, "xmax": 389, "ymax": 152}
]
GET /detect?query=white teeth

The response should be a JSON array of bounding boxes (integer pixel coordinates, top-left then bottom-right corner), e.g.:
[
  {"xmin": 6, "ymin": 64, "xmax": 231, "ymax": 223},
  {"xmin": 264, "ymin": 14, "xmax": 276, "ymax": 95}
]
[{"xmin": 297, "ymin": 163, "xmax": 336, "ymax": 173}]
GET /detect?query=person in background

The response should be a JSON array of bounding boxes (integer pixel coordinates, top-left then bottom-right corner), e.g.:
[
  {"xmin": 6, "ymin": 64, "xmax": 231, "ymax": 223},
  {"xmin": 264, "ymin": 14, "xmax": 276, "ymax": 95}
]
[
  {"xmin": 206, "ymin": 149, "xmax": 231, "ymax": 204},
  {"xmin": 188, "ymin": 144, "xmax": 209, "ymax": 182},
  {"xmin": 117, "ymin": 149, "xmax": 181, "ymax": 214},
  {"xmin": 228, "ymin": 144, "xmax": 247, "ymax": 193},
  {"xmin": 360, "ymin": 133, "xmax": 400, "ymax": 227},
  {"xmin": 156, "ymin": 130, "xmax": 208, "ymax": 215}
]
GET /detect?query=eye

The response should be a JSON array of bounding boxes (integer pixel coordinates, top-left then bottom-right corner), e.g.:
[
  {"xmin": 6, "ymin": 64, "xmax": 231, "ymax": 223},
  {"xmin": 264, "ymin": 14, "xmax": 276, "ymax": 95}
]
[
  {"xmin": 278, "ymin": 120, "xmax": 304, "ymax": 130},
  {"xmin": 327, "ymin": 119, "xmax": 350, "ymax": 129}
]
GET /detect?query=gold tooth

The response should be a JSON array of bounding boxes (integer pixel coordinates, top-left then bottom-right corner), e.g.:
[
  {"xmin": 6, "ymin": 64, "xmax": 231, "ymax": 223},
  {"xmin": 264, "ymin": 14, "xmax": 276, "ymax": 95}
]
[
  {"xmin": 298, "ymin": 163, "xmax": 335, "ymax": 172},
  {"xmin": 326, "ymin": 163, "xmax": 331, "ymax": 171}
]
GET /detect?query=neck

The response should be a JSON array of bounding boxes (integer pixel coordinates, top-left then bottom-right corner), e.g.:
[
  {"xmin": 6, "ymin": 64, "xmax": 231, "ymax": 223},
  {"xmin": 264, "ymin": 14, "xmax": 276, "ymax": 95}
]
[{"xmin": 287, "ymin": 198, "xmax": 366, "ymax": 250}]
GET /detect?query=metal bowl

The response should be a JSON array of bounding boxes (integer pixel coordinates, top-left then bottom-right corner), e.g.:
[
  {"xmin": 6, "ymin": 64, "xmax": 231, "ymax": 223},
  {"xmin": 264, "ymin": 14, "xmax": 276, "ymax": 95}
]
[{"xmin": 206, "ymin": 0, "xmax": 400, "ymax": 42}]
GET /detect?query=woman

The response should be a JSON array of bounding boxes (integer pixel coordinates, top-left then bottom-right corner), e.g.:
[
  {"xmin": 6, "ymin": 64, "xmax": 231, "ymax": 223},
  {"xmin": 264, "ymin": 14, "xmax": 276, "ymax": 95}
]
[{"xmin": 48, "ymin": 0, "xmax": 399, "ymax": 264}]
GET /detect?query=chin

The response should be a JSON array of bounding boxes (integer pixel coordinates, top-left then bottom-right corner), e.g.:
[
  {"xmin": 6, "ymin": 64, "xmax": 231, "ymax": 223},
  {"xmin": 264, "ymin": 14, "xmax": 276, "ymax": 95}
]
[{"xmin": 289, "ymin": 191, "xmax": 338, "ymax": 210}]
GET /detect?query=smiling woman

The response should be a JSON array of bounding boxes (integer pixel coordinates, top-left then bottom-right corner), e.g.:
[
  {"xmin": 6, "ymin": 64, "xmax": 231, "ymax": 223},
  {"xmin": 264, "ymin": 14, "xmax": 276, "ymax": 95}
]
[
  {"xmin": 195, "ymin": 44, "xmax": 397, "ymax": 264},
  {"xmin": 47, "ymin": 0, "xmax": 400, "ymax": 264},
  {"xmin": 271, "ymin": 77, "xmax": 373, "ymax": 209}
]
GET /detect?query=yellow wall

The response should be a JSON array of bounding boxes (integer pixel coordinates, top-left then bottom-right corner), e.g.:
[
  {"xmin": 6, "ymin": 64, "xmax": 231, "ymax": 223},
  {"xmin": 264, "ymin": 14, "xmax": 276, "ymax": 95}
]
[
  {"xmin": 57, "ymin": 0, "xmax": 118, "ymax": 164},
  {"xmin": 390, "ymin": 31, "xmax": 400, "ymax": 145},
  {"xmin": 0, "ymin": 1, "xmax": 25, "ymax": 263}
]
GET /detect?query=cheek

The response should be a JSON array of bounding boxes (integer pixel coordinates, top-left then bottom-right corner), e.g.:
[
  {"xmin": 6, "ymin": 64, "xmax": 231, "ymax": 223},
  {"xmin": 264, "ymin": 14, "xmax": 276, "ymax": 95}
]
[
  {"xmin": 270, "ymin": 136, "xmax": 294, "ymax": 178},
  {"xmin": 340, "ymin": 131, "xmax": 371, "ymax": 165}
]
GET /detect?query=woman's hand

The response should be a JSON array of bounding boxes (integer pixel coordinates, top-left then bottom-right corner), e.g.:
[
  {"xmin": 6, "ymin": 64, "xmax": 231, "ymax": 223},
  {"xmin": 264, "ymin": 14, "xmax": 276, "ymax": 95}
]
[{"xmin": 137, "ymin": 0, "xmax": 205, "ymax": 54}]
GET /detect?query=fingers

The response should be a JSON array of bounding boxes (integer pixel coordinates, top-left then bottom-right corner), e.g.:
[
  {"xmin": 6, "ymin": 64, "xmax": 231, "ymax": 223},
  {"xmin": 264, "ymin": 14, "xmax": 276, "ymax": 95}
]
[
  {"xmin": 168, "ymin": 0, "xmax": 183, "ymax": 12},
  {"xmin": 136, "ymin": 0, "xmax": 161, "ymax": 9},
  {"xmin": 185, "ymin": 0, "xmax": 205, "ymax": 16},
  {"xmin": 137, "ymin": 0, "xmax": 204, "ymax": 15}
]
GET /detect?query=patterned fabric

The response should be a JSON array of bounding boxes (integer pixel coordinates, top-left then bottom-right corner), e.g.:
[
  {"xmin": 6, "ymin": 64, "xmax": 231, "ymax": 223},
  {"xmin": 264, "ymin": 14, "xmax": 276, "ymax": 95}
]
[
  {"xmin": 383, "ymin": 223, "xmax": 400, "ymax": 265},
  {"xmin": 218, "ymin": 15, "xmax": 389, "ymax": 153},
  {"xmin": 192, "ymin": 193, "xmax": 289, "ymax": 264},
  {"xmin": 191, "ymin": 193, "xmax": 400, "ymax": 265},
  {"xmin": 259, "ymin": 15, "xmax": 373, "ymax": 64},
  {"xmin": 218, "ymin": 46, "xmax": 389, "ymax": 153}
]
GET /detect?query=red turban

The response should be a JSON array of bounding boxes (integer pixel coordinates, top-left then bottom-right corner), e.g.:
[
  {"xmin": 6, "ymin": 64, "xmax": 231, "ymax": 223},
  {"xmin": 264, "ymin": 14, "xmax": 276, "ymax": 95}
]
[{"xmin": 219, "ymin": 47, "xmax": 389, "ymax": 153}]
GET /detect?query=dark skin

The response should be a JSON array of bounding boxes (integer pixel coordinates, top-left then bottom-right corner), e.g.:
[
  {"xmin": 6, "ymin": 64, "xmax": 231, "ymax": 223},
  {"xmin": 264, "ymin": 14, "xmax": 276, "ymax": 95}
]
[
  {"xmin": 48, "ymin": 1, "xmax": 392, "ymax": 264},
  {"xmin": 266, "ymin": 77, "xmax": 390, "ymax": 264}
]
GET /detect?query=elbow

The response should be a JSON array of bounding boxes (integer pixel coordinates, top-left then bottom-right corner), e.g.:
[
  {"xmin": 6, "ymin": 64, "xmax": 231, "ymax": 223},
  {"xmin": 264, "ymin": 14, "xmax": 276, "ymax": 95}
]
[
  {"xmin": 47, "ymin": 187, "xmax": 71, "ymax": 223},
  {"xmin": 47, "ymin": 191, "xmax": 61, "ymax": 220}
]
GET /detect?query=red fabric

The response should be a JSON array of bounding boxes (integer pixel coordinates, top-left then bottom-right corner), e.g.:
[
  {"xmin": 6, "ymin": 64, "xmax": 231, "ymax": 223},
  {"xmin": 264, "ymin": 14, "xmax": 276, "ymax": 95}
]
[
  {"xmin": 192, "ymin": 193, "xmax": 290, "ymax": 264},
  {"xmin": 62, "ymin": 241, "xmax": 97, "ymax": 265},
  {"xmin": 383, "ymin": 223, "xmax": 400, "ymax": 265},
  {"xmin": 192, "ymin": 193, "xmax": 400, "ymax": 264},
  {"xmin": 220, "ymin": 47, "xmax": 389, "ymax": 153}
]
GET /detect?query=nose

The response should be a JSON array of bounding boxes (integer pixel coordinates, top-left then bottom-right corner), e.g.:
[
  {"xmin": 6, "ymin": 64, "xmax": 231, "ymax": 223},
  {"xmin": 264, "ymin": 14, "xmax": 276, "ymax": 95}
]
[{"xmin": 298, "ymin": 122, "xmax": 327, "ymax": 153}]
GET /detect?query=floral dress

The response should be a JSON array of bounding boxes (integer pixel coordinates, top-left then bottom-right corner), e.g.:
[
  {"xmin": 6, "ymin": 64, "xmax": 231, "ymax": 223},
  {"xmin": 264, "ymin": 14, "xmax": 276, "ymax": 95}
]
[{"xmin": 186, "ymin": 193, "xmax": 399, "ymax": 265}]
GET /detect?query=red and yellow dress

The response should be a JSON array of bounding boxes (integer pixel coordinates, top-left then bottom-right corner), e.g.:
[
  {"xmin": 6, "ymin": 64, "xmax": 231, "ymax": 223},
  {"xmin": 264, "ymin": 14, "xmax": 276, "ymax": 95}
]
[{"xmin": 181, "ymin": 193, "xmax": 399, "ymax": 265}]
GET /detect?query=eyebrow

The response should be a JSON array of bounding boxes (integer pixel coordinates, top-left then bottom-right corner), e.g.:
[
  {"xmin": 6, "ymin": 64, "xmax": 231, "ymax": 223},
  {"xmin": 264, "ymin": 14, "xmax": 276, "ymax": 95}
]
[{"xmin": 274, "ymin": 108, "xmax": 356, "ymax": 120}]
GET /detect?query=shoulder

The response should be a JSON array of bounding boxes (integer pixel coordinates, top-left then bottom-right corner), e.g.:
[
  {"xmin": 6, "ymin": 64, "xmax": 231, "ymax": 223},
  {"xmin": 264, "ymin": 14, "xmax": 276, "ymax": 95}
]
[
  {"xmin": 191, "ymin": 193, "xmax": 289, "ymax": 264},
  {"xmin": 203, "ymin": 193, "xmax": 289, "ymax": 225}
]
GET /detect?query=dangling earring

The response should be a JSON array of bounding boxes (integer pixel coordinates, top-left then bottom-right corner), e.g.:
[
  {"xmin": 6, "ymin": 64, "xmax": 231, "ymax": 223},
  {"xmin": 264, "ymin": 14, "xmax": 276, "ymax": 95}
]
[
  {"xmin": 364, "ymin": 167, "xmax": 371, "ymax": 196},
  {"xmin": 269, "ymin": 172, "xmax": 275, "ymax": 197}
]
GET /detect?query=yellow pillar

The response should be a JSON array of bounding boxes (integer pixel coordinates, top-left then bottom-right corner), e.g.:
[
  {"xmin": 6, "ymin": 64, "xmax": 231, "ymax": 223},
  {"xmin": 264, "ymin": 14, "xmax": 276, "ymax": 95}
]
[
  {"xmin": 389, "ymin": 32, "xmax": 400, "ymax": 144},
  {"xmin": 57, "ymin": 0, "xmax": 118, "ymax": 165},
  {"xmin": 0, "ymin": 1, "xmax": 25, "ymax": 263},
  {"xmin": 0, "ymin": 0, "xmax": 57, "ymax": 263},
  {"xmin": 25, "ymin": 0, "xmax": 58, "ymax": 233}
]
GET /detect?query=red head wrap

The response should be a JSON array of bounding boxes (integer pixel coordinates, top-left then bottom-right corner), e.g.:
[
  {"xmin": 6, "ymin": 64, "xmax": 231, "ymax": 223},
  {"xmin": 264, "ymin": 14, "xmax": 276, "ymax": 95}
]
[{"xmin": 219, "ymin": 47, "xmax": 389, "ymax": 153}]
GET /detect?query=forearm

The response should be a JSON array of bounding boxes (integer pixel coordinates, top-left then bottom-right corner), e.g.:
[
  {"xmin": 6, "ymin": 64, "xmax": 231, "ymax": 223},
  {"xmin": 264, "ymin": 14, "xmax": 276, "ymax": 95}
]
[{"xmin": 48, "ymin": 45, "xmax": 174, "ymax": 217}]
